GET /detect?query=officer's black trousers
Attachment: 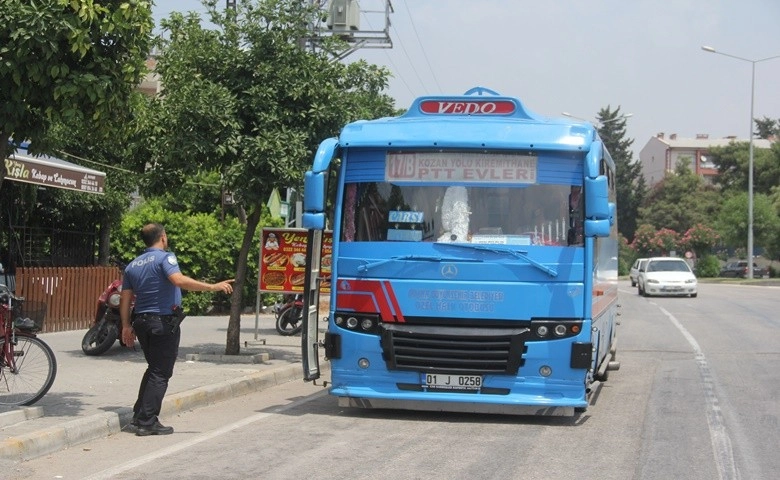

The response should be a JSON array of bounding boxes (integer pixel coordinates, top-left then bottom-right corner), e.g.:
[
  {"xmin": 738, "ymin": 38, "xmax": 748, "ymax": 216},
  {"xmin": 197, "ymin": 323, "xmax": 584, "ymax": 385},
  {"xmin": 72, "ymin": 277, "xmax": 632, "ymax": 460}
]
[{"xmin": 132, "ymin": 315, "xmax": 181, "ymax": 426}]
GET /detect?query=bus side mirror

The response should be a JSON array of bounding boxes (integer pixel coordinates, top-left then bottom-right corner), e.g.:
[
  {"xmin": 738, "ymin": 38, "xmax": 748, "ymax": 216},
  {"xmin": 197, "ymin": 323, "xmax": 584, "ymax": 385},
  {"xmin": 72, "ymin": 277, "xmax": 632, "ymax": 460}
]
[
  {"xmin": 304, "ymin": 170, "xmax": 326, "ymax": 213},
  {"xmin": 584, "ymin": 219, "xmax": 610, "ymax": 237},
  {"xmin": 584, "ymin": 176, "xmax": 609, "ymax": 220},
  {"xmin": 303, "ymin": 213, "xmax": 326, "ymax": 230},
  {"xmin": 303, "ymin": 170, "xmax": 326, "ymax": 230}
]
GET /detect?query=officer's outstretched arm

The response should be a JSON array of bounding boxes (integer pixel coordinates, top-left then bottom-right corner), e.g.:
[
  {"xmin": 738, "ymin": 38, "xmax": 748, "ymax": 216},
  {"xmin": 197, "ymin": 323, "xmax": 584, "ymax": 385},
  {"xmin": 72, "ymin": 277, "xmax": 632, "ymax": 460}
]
[{"xmin": 168, "ymin": 272, "xmax": 234, "ymax": 294}]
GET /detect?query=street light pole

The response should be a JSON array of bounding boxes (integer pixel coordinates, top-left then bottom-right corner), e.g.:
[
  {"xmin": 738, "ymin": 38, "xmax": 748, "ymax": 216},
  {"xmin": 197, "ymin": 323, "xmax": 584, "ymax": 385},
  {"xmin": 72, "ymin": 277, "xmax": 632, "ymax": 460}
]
[{"xmin": 701, "ymin": 46, "xmax": 780, "ymax": 279}]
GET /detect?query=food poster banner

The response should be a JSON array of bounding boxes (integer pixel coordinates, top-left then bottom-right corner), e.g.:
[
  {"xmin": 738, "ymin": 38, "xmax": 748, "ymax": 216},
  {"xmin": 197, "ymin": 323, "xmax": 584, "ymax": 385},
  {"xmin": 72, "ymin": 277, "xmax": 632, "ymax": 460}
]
[{"xmin": 258, "ymin": 228, "xmax": 332, "ymax": 293}]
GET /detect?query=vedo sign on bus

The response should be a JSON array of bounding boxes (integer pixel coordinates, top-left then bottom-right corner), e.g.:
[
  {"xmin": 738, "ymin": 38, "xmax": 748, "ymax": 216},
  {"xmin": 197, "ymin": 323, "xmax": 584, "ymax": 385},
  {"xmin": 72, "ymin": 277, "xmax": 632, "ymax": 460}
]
[{"xmin": 419, "ymin": 100, "xmax": 516, "ymax": 115}]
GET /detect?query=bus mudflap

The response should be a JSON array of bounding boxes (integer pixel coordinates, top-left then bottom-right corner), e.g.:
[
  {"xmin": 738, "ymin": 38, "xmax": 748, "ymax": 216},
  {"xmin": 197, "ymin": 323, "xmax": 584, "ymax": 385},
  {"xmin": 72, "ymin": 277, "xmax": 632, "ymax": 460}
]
[
  {"xmin": 570, "ymin": 342, "xmax": 592, "ymax": 369},
  {"xmin": 324, "ymin": 332, "xmax": 341, "ymax": 359}
]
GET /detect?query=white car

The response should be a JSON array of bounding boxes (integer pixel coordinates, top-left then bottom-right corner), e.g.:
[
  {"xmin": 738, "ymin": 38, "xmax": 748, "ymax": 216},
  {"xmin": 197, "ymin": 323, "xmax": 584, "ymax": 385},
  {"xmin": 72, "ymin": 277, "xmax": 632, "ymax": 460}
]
[
  {"xmin": 629, "ymin": 258, "xmax": 647, "ymax": 287},
  {"xmin": 637, "ymin": 257, "xmax": 697, "ymax": 298}
]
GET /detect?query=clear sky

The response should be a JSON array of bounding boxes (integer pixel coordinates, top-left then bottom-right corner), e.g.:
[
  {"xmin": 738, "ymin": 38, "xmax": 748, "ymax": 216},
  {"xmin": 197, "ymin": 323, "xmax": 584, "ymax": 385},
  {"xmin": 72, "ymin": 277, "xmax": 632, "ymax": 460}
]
[{"xmin": 152, "ymin": 0, "xmax": 780, "ymax": 157}]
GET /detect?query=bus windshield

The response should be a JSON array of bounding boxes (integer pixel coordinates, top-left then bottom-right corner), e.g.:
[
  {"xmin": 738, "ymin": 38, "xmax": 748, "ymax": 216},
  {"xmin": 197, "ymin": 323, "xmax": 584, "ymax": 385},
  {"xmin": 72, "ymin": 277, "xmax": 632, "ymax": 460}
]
[{"xmin": 341, "ymin": 182, "xmax": 584, "ymax": 246}]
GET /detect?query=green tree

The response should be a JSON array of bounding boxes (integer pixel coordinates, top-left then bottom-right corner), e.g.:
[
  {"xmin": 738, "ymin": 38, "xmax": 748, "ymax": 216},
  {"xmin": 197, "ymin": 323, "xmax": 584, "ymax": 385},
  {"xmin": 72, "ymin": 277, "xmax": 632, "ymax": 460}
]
[
  {"xmin": 754, "ymin": 116, "xmax": 779, "ymax": 140},
  {"xmin": 637, "ymin": 160, "xmax": 721, "ymax": 234},
  {"xmin": 708, "ymin": 141, "xmax": 780, "ymax": 196},
  {"xmin": 767, "ymin": 185, "xmax": 780, "ymax": 260},
  {"xmin": 41, "ymin": 96, "xmax": 154, "ymax": 263},
  {"xmin": 596, "ymin": 106, "xmax": 646, "ymax": 242},
  {"xmin": 0, "ymin": 0, "xmax": 154, "ymax": 186},
  {"xmin": 144, "ymin": 0, "xmax": 395, "ymax": 354},
  {"xmin": 715, "ymin": 192, "xmax": 780, "ymax": 256}
]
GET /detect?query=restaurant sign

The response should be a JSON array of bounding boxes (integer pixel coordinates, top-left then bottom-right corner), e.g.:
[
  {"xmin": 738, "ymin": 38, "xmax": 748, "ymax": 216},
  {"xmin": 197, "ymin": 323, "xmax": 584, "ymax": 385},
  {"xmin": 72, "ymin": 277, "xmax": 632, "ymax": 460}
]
[
  {"xmin": 4, "ymin": 150, "xmax": 106, "ymax": 194},
  {"xmin": 258, "ymin": 228, "xmax": 332, "ymax": 294}
]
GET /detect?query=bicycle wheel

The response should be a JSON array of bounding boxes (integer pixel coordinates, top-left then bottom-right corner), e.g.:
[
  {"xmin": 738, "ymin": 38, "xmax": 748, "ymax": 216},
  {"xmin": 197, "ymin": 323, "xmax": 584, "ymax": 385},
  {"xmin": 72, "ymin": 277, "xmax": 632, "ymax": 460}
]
[{"xmin": 0, "ymin": 335, "xmax": 58, "ymax": 406}]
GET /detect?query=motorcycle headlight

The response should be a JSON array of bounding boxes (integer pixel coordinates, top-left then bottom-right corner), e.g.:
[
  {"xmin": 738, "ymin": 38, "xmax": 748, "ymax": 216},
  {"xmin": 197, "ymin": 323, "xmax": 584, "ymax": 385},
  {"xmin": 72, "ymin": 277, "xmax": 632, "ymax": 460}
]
[{"xmin": 108, "ymin": 293, "xmax": 121, "ymax": 307}]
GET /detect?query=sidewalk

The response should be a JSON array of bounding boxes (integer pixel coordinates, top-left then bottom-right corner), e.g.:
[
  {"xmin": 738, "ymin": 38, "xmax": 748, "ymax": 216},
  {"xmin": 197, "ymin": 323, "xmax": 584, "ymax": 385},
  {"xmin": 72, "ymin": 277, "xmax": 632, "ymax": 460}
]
[{"xmin": 0, "ymin": 313, "xmax": 325, "ymax": 463}]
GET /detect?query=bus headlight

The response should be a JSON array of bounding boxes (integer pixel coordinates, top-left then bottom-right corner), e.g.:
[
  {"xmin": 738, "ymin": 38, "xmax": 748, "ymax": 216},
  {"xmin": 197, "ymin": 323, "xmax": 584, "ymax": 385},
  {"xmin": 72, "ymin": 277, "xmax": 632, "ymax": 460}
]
[
  {"xmin": 333, "ymin": 311, "xmax": 381, "ymax": 334},
  {"xmin": 529, "ymin": 319, "xmax": 582, "ymax": 341}
]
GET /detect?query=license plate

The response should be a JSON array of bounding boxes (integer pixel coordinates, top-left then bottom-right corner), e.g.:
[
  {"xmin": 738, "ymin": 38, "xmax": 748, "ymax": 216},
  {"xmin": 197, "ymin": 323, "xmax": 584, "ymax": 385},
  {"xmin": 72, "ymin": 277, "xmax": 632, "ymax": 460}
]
[{"xmin": 423, "ymin": 373, "xmax": 482, "ymax": 390}]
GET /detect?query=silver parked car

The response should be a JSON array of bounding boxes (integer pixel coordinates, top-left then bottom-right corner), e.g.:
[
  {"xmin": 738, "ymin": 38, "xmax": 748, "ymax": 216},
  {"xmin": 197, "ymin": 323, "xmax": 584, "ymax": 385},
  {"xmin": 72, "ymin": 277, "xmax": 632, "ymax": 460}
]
[
  {"xmin": 629, "ymin": 258, "xmax": 648, "ymax": 287},
  {"xmin": 637, "ymin": 257, "xmax": 697, "ymax": 298}
]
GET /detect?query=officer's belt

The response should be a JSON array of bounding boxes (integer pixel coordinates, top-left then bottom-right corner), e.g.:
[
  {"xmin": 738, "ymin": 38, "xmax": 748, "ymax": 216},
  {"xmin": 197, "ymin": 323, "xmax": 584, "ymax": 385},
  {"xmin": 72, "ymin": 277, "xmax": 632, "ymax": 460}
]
[{"xmin": 134, "ymin": 313, "xmax": 176, "ymax": 319}]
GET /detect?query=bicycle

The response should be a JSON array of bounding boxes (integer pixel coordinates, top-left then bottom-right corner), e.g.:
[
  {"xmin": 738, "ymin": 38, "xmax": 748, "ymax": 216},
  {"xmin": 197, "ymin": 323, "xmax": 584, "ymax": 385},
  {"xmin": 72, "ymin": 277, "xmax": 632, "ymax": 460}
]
[{"xmin": 0, "ymin": 285, "xmax": 57, "ymax": 406}]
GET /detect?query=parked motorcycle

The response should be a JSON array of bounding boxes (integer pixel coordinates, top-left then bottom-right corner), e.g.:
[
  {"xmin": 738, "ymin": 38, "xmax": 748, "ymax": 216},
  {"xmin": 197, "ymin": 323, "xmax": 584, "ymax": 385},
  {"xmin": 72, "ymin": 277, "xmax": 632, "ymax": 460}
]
[
  {"xmin": 82, "ymin": 277, "xmax": 127, "ymax": 355},
  {"xmin": 274, "ymin": 294, "xmax": 303, "ymax": 336}
]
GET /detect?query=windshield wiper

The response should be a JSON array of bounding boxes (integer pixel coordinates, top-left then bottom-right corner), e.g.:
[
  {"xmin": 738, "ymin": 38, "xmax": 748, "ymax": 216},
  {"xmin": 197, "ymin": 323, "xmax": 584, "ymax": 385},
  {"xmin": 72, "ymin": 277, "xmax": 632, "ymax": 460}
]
[
  {"xmin": 357, "ymin": 255, "xmax": 482, "ymax": 273},
  {"xmin": 434, "ymin": 243, "xmax": 558, "ymax": 277}
]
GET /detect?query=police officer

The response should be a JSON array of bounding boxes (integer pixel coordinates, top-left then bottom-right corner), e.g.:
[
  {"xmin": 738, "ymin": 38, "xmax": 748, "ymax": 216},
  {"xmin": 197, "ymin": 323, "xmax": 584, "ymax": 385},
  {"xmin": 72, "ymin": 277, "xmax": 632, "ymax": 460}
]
[{"xmin": 120, "ymin": 223, "xmax": 234, "ymax": 436}]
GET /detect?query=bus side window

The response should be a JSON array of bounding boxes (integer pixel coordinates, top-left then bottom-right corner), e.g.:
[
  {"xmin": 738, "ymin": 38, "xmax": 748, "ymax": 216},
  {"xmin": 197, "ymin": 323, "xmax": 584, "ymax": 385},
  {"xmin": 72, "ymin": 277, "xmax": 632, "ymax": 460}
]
[
  {"xmin": 355, "ymin": 183, "xmax": 387, "ymax": 241},
  {"xmin": 567, "ymin": 186, "xmax": 584, "ymax": 246}
]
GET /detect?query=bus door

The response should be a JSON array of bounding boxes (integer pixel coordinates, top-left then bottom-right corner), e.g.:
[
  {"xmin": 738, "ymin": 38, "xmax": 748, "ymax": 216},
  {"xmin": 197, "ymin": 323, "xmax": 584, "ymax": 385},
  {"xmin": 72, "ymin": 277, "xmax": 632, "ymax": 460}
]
[
  {"xmin": 301, "ymin": 138, "xmax": 339, "ymax": 381},
  {"xmin": 302, "ymin": 229, "xmax": 322, "ymax": 381}
]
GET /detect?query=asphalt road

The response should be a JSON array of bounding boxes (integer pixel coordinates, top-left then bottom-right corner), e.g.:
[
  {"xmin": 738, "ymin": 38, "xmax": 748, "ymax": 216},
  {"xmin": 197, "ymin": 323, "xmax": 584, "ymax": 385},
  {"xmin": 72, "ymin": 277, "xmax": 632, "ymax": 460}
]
[{"xmin": 7, "ymin": 281, "xmax": 778, "ymax": 480}]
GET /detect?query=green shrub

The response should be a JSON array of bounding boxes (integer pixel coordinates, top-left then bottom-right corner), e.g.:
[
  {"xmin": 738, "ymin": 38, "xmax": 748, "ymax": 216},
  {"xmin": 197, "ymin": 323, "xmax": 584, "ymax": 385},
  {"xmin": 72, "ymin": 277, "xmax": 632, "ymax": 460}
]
[
  {"xmin": 114, "ymin": 200, "xmax": 248, "ymax": 314},
  {"xmin": 618, "ymin": 235, "xmax": 635, "ymax": 276},
  {"xmin": 695, "ymin": 254, "xmax": 721, "ymax": 278}
]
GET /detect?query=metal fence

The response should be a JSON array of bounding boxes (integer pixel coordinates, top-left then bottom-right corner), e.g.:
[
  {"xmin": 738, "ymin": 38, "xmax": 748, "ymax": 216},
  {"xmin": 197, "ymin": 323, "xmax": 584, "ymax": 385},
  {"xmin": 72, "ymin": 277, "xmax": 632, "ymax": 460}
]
[
  {"xmin": 15, "ymin": 266, "xmax": 121, "ymax": 333},
  {"xmin": 8, "ymin": 226, "xmax": 98, "ymax": 267}
]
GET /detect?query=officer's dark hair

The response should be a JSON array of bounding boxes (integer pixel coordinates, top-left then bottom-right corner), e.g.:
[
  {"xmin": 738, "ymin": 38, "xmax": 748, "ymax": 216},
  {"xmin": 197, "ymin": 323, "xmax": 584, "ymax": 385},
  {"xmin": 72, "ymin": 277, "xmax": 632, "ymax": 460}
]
[{"xmin": 141, "ymin": 223, "xmax": 166, "ymax": 247}]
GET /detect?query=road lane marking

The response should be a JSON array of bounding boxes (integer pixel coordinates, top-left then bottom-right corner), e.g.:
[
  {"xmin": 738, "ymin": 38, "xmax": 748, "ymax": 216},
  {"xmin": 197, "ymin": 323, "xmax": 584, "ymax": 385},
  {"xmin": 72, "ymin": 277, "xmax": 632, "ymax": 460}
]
[
  {"xmin": 657, "ymin": 305, "xmax": 738, "ymax": 480},
  {"xmin": 83, "ymin": 389, "xmax": 328, "ymax": 480}
]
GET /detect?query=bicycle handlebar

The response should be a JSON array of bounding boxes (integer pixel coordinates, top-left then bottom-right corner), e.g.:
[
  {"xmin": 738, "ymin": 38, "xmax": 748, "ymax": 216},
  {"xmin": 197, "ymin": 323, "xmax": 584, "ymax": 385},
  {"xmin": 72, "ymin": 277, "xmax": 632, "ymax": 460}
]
[{"xmin": 0, "ymin": 290, "xmax": 24, "ymax": 305}]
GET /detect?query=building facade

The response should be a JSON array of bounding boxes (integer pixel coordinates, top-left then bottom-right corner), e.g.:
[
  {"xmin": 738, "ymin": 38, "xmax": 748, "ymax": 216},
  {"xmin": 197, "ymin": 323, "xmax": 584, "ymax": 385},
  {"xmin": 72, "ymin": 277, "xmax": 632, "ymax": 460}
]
[{"xmin": 638, "ymin": 133, "xmax": 772, "ymax": 188}]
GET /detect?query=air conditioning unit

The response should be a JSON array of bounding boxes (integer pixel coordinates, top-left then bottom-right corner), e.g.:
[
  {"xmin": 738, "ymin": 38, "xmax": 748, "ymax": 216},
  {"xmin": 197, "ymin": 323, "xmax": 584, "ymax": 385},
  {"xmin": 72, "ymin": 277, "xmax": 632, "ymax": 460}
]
[{"xmin": 327, "ymin": 0, "xmax": 360, "ymax": 31}]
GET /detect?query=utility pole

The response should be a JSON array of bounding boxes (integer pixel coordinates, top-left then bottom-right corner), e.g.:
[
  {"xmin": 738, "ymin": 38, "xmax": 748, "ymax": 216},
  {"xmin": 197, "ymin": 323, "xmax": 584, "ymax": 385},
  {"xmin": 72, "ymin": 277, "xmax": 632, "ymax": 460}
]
[{"xmin": 306, "ymin": 0, "xmax": 393, "ymax": 60}]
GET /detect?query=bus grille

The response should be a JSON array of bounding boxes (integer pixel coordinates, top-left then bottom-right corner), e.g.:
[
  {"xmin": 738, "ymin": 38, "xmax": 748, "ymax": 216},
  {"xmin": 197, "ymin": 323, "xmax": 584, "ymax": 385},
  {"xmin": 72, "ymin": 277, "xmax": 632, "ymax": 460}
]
[{"xmin": 380, "ymin": 324, "xmax": 529, "ymax": 375}]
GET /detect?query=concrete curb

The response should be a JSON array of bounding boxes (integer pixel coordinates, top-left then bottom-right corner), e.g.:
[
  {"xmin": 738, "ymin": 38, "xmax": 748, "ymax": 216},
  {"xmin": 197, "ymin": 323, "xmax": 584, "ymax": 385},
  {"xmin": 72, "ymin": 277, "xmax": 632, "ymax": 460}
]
[
  {"xmin": 0, "ymin": 406, "xmax": 44, "ymax": 429},
  {"xmin": 0, "ymin": 363, "xmax": 306, "ymax": 462},
  {"xmin": 0, "ymin": 411, "xmax": 121, "ymax": 462}
]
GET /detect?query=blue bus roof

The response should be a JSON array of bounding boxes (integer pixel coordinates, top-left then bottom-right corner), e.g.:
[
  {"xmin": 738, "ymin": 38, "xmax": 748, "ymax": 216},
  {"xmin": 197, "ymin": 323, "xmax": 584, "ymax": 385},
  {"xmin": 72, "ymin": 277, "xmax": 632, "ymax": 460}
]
[{"xmin": 338, "ymin": 87, "xmax": 599, "ymax": 152}]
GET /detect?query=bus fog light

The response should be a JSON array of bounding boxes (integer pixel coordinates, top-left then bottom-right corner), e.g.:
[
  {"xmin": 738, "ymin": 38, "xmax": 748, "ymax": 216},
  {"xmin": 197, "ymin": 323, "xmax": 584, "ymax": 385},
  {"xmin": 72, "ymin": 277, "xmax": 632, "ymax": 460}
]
[
  {"xmin": 346, "ymin": 316, "xmax": 358, "ymax": 328},
  {"xmin": 358, "ymin": 358, "xmax": 370, "ymax": 369},
  {"xmin": 554, "ymin": 324, "xmax": 567, "ymax": 336},
  {"xmin": 539, "ymin": 365, "xmax": 552, "ymax": 377}
]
